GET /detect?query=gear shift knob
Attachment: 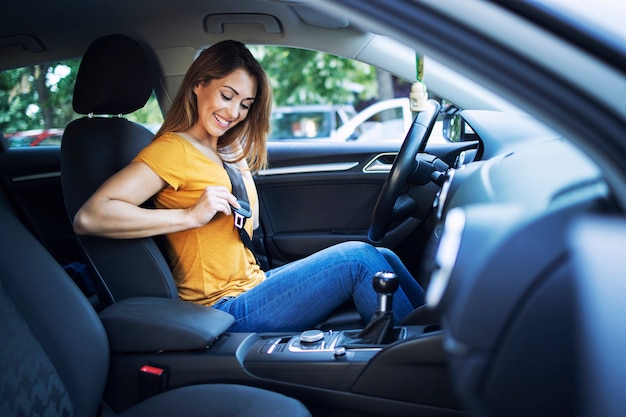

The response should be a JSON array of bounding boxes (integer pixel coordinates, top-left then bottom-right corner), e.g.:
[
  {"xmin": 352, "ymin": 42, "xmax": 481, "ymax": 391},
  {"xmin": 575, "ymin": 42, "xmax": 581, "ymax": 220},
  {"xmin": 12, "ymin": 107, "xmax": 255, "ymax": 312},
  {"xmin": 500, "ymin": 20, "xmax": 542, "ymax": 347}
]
[{"xmin": 373, "ymin": 271, "xmax": 398, "ymax": 312}]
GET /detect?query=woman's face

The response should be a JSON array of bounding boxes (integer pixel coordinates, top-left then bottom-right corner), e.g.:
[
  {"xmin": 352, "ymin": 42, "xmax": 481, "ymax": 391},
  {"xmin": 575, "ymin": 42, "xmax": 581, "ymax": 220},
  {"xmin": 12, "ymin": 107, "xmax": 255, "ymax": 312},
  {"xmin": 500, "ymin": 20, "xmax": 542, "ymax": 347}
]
[{"xmin": 193, "ymin": 68, "xmax": 257, "ymax": 138}]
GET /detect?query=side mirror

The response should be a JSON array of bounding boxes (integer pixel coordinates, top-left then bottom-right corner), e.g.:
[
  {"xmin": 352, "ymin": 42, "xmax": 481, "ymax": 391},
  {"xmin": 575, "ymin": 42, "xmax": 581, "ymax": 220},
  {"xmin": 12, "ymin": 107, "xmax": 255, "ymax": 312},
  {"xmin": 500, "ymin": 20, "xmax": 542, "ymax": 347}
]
[{"xmin": 442, "ymin": 113, "xmax": 464, "ymax": 142}]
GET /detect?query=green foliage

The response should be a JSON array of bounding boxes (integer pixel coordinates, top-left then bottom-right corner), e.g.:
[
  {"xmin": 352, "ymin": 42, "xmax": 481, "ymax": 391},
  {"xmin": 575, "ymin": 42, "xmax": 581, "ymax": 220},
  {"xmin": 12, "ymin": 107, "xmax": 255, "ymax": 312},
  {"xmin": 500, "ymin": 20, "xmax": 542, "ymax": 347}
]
[
  {"xmin": 127, "ymin": 95, "xmax": 164, "ymax": 126},
  {"xmin": 250, "ymin": 46, "xmax": 378, "ymax": 107},
  {"xmin": 0, "ymin": 58, "xmax": 162, "ymax": 135},
  {"xmin": 0, "ymin": 46, "xmax": 392, "ymax": 136},
  {"xmin": 0, "ymin": 60, "xmax": 81, "ymax": 133}
]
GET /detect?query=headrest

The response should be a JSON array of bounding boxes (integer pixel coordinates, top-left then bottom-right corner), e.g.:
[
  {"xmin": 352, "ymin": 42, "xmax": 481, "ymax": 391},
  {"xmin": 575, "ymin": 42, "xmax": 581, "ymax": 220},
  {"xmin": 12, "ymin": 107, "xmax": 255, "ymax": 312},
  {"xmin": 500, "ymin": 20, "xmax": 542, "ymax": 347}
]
[{"xmin": 73, "ymin": 34, "xmax": 153, "ymax": 115}]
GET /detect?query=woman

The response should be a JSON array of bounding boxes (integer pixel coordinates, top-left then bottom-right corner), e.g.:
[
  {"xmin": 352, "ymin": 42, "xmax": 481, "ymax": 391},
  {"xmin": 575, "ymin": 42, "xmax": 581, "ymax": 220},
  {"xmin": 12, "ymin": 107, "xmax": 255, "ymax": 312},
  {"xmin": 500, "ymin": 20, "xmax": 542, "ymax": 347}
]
[{"xmin": 73, "ymin": 40, "xmax": 425, "ymax": 332}]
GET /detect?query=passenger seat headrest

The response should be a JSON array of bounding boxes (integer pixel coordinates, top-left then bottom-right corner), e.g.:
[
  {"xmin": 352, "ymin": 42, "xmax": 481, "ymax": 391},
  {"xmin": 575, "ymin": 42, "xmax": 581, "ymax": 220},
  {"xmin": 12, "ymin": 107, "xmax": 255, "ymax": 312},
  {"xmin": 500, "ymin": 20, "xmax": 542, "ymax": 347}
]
[{"xmin": 73, "ymin": 34, "xmax": 153, "ymax": 115}]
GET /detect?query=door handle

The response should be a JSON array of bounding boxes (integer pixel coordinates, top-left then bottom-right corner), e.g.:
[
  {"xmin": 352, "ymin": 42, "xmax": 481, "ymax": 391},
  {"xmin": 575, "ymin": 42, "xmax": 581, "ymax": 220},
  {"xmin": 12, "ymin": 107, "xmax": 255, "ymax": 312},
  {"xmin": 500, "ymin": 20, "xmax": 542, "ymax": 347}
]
[{"xmin": 362, "ymin": 152, "xmax": 397, "ymax": 173}]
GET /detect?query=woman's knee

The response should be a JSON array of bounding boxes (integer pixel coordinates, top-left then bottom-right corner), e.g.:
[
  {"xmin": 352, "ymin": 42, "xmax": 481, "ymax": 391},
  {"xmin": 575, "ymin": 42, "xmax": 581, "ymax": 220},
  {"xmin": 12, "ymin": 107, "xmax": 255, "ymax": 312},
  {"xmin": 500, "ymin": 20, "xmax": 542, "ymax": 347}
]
[
  {"xmin": 328, "ymin": 241, "xmax": 393, "ymax": 275},
  {"xmin": 333, "ymin": 240, "xmax": 376, "ymax": 253}
]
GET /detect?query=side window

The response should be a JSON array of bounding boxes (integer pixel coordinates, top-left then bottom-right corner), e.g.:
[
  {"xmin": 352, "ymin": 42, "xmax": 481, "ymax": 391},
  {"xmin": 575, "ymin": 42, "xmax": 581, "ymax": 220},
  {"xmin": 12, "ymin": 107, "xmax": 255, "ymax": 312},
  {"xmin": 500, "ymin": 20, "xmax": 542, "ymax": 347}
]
[
  {"xmin": 0, "ymin": 59, "xmax": 80, "ymax": 148},
  {"xmin": 0, "ymin": 59, "xmax": 162, "ymax": 149},
  {"xmin": 269, "ymin": 108, "xmax": 333, "ymax": 140},
  {"xmin": 250, "ymin": 46, "xmax": 415, "ymax": 143}
]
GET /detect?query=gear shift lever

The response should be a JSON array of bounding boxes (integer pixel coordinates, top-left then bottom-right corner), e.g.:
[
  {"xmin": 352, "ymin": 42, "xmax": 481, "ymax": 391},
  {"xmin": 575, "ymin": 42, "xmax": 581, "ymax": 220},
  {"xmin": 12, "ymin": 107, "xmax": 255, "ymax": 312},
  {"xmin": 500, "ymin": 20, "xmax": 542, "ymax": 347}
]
[
  {"xmin": 373, "ymin": 271, "xmax": 399, "ymax": 313},
  {"xmin": 353, "ymin": 271, "xmax": 399, "ymax": 345}
]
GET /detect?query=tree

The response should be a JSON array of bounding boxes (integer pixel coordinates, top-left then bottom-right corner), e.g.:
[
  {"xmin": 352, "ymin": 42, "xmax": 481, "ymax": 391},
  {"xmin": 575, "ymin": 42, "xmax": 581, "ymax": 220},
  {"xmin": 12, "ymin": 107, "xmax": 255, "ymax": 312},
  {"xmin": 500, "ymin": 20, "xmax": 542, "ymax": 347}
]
[
  {"xmin": 250, "ymin": 46, "xmax": 380, "ymax": 107},
  {"xmin": 0, "ymin": 60, "xmax": 80, "ymax": 133},
  {"xmin": 0, "ymin": 46, "xmax": 410, "ymax": 136}
]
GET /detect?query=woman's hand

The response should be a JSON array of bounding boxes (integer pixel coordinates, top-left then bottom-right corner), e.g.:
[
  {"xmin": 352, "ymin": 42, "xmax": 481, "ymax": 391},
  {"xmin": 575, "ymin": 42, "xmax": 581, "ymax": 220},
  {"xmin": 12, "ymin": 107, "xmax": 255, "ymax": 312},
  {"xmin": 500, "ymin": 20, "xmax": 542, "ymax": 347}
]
[{"xmin": 187, "ymin": 186, "xmax": 240, "ymax": 227}]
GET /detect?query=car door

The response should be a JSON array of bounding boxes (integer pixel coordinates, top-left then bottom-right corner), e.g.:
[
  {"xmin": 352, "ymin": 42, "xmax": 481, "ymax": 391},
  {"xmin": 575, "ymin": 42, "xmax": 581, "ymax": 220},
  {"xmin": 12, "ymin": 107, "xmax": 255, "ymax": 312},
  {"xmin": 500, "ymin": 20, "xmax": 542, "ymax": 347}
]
[
  {"xmin": 0, "ymin": 142, "xmax": 81, "ymax": 267},
  {"xmin": 254, "ymin": 135, "xmax": 474, "ymax": 270}
]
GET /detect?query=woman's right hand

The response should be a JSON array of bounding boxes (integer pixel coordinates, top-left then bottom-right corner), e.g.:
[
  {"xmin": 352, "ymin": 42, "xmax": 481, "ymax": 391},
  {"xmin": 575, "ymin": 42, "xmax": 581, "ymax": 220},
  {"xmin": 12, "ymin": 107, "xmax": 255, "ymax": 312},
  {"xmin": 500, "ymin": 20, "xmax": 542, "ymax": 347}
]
[{"xmin": 187, "ymin": 186, "xmax": 240, "ymax": 227}]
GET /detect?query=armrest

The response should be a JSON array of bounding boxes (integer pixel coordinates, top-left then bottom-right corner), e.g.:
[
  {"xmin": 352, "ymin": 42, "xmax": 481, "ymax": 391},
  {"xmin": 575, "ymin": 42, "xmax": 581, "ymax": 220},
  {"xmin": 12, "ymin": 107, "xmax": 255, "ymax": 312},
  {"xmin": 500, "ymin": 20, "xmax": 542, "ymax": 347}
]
[{"xmin": 99, "ymin": 297, "xmax": 235, "ymax": 352}]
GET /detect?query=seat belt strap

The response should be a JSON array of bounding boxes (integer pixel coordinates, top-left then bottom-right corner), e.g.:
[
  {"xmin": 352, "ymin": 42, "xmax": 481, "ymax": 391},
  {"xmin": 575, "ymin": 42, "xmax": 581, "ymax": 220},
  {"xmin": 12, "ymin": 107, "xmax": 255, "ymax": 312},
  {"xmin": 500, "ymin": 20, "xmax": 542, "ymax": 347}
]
[{"xmin": 223, "ymin": 163, "xmax": 259, "ymax": 265}]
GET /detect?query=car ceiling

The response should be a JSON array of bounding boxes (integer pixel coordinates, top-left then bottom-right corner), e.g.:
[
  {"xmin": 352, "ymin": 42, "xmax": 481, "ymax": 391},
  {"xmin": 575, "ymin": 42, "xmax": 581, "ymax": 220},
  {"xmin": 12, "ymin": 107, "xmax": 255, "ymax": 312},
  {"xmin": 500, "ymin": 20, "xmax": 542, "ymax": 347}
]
[
  {"xmin": 0, "ymin": 0, "xmax": 517, "ymax": 113},
  {"xmin": 1, "ymin": 0, "xmax": 373, "ymax": 70}
]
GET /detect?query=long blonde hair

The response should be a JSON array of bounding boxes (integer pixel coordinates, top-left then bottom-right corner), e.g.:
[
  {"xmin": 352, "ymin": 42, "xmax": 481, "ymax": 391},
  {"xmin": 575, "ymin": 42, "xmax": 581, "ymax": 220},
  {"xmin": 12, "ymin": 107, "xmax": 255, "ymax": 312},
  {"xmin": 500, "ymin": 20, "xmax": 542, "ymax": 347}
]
[{"xmin": 156, "ymin": 40, "xmax": 272, "ymax": 170}]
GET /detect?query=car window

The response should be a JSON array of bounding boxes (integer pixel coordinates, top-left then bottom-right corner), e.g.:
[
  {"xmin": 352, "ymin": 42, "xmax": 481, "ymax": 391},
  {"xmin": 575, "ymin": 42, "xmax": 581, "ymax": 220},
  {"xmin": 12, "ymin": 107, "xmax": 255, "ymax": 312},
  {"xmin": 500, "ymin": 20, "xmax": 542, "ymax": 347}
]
[
  {"xmin": 250, "ymin": 46, "xmax": 430, "ymax": 143},
  {"xmin": 0, "ymin": 59, "xmax": 162, "ymax": 149},
  {"xmin": 0, "ymin": 48, "xmax": 453, "ymax": 147},
  {"xmin": 270, "ymin": 108, "xmax": 333, "ymax": 140}
]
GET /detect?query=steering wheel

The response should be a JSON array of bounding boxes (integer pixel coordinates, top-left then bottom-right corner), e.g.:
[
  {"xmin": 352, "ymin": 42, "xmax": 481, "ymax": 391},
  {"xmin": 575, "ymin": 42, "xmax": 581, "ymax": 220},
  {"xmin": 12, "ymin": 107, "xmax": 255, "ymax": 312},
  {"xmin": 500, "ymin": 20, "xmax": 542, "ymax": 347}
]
[{"xmin": 368, "ymin": 99, "xmax": 441, "ymax": 243}]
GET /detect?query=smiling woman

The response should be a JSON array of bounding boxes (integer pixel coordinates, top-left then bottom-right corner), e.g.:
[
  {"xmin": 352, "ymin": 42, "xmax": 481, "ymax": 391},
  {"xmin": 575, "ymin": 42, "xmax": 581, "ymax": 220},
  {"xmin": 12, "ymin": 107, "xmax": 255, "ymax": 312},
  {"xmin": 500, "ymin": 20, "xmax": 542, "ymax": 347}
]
[
  {"xmin": 2, "ymin": 0, "xmax": 626, "ymax": 416},
  {"xmin": 72, "ymin": 38, "xmax": 427, "ymax": 333}
]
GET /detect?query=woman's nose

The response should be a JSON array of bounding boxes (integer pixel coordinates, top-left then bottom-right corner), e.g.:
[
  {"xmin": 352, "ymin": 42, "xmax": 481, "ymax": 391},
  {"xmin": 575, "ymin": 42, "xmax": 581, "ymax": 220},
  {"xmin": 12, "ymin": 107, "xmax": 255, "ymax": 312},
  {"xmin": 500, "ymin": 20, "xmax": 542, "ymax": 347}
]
[{"xmin": 226, "ymin": 102, "xmax": 240, "ymax": 119}]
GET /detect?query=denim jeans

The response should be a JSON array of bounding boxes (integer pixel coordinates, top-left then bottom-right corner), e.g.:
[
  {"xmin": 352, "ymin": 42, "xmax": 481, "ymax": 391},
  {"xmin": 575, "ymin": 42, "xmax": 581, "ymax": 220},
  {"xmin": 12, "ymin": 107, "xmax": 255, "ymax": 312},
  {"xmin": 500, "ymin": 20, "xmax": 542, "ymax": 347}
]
[{"xmin": 213, "ymin": 241, "xmax": 425, "ymax": 332}]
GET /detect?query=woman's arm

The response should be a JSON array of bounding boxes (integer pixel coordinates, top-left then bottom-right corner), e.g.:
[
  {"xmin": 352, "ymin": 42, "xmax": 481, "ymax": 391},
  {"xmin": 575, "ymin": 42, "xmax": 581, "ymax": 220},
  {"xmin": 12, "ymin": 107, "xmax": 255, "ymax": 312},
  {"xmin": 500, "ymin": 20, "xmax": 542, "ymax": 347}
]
[{"xmin": 73, "ymin": 161, "xmax": 239, "ymax": 239}]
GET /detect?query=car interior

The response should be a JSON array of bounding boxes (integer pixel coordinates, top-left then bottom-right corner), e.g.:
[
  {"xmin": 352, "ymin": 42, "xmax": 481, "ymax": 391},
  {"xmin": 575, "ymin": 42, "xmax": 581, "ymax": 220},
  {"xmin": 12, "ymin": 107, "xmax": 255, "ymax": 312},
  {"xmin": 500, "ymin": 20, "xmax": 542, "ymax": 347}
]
[
  {"xmin": 2, "ymin": 1, "xmax": 626, "ymax": 417},
  {"xmin": 0, "ymin": 30, "xmax": 464, "ymax": 417}
]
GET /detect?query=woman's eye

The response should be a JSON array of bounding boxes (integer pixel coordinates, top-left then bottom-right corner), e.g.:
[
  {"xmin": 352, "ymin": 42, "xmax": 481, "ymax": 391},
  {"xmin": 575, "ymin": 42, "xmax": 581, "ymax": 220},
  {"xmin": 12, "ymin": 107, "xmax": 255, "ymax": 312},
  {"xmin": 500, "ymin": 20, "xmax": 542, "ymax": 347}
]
[
  {"xmin": 240, "ymin": 103, "xmax": 250, "ymax": 110},
  {"xmin": 221, "ymin": 93, "xmax": 232, "ymax": 101}
]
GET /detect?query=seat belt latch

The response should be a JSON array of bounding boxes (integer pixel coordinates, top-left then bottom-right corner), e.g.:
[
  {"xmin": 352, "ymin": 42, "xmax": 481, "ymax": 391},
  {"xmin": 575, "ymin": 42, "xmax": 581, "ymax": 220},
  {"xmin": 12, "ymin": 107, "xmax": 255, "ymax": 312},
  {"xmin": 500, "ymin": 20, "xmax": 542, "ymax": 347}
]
[
  {"xmin": 232, "ymin": 200, "xmax": 252, "ymax": 229},
  {"xmin": 234, "ymin": 211, "xmax": 245, "ymax": 229}
]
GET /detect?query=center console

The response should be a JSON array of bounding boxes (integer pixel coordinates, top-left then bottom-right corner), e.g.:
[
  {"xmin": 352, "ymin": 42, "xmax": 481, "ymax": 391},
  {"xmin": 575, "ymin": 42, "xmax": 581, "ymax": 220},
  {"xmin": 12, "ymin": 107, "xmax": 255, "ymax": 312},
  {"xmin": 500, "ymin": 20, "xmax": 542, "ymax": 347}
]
[{"xmin": 101, "ymin": 273, "xmax": 465, "ymax": 416}]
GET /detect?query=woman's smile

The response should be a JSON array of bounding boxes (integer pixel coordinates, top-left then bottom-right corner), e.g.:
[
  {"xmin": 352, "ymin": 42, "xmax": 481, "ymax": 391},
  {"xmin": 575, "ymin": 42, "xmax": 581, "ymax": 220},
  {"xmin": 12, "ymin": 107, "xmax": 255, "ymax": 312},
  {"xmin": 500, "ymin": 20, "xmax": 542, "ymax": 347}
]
[{"xmin": 194, "ymin": 68, "xmax": 257, "ymax": 139}]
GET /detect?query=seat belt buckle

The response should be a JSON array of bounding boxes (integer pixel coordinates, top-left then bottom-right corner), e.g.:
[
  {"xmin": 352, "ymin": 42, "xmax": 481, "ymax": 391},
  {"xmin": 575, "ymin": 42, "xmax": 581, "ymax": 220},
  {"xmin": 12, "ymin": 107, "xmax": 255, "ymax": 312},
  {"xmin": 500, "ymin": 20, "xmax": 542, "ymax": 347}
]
[{"xmin": 232, "ymin": 200, "xmax": 252, "ymax": 229}]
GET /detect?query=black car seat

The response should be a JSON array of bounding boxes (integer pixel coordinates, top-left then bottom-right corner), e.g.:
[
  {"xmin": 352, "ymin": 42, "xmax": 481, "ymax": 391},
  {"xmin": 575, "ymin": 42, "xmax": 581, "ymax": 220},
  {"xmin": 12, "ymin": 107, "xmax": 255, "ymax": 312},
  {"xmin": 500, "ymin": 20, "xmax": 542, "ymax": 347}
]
[
  {"xmin": 0, "ymin": 188, "xmax": 311, "ymax": 417},
  {"xmin": 60, "ymin": 34, "xmax": 177, "ymax": 308}
]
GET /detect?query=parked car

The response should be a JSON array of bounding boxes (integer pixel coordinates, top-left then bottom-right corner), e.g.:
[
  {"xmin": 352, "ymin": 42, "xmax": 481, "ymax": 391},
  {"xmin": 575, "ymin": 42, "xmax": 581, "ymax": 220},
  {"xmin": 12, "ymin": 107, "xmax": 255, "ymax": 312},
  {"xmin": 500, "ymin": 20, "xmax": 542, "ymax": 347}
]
[
  {"xmin": 337, "ymin": 97, "xmax": 449, "ymax": 144},
  {"xmin": 4, "ymin": 128, "xmax": 64, "ymax": 147},
  {"xmin": 336, "ymin": 97, "xmax": 413, "ymax": 142},
  {"xmin": 268, "ymin": 104, "xmax": 356, "ymax": 140},
  {"xmin": 1, "ymin": 1, "xmax": 626, "ymax": 417},
  {"xmin": 269, "ymin": 98, "xmax": 443, "ymax": 143}
]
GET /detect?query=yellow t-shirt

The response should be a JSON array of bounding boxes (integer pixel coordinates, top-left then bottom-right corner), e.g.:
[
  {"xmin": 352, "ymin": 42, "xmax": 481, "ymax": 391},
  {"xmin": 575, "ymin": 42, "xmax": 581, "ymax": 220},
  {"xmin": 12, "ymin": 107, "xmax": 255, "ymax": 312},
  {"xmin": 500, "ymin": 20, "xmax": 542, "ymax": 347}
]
[{"xmin": 133, "ymin": 132, "xmax": 265, "ymax": 306}]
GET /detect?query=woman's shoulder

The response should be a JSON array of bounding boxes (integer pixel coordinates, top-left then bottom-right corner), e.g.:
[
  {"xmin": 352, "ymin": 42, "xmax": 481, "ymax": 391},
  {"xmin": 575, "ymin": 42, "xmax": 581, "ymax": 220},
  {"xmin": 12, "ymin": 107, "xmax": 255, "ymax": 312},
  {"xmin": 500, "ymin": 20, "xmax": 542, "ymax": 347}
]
[
  {"xmin": 153, "ymin": 131, "xmax": 187, "ymax": 145},
  {"xmin": 136, "ymin": 132, "xmax": 188, "ymax": 162},
  {"xmin": 146, "ymin": 132, "xmax": 194, "ymax": 153}
]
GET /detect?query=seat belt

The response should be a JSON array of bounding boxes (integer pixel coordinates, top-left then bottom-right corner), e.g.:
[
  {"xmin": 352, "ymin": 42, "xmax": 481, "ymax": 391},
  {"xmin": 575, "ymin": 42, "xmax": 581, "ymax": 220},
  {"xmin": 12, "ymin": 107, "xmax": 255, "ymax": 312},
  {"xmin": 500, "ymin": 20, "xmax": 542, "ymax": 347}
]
[{"xmin": 223, "ymin": 163, "xmax": 259, "ymax": 265}]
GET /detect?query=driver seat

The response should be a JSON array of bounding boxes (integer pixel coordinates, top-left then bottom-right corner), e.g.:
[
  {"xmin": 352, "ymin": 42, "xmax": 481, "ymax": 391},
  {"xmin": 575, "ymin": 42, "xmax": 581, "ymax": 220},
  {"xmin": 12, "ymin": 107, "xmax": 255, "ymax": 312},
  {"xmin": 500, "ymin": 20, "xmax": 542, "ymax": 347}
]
[{"xmin": 61, "ymin": 34, "xmax": 177, "ymax": 308}]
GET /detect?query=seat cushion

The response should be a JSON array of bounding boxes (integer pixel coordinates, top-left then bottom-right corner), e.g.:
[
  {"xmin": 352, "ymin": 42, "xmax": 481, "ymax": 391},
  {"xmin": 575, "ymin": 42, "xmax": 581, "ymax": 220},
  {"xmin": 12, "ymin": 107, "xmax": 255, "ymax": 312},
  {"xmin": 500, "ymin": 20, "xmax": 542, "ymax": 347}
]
[
  {"xmin": 0, "ymin": 281, "xmax": 76, "ymax": 417},
  {"xmin": 0, "ymin": 191, "xmax": 109, "ymax": 417},
  {"xmin": 118, "ymin": 384, "xmax": 311, "ymax": 417}
]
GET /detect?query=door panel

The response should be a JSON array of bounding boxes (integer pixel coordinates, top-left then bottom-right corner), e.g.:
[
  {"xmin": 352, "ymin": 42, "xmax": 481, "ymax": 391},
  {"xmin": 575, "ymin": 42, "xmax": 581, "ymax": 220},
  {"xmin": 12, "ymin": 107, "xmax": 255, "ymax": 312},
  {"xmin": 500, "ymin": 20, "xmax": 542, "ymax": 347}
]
[
  {"xmin": 255, "ymin": 140, "xmax": 477, "ymax": 268},
  {"xmin": 0, "ymin": 147, "xmax": 81, "ymax": 265}
]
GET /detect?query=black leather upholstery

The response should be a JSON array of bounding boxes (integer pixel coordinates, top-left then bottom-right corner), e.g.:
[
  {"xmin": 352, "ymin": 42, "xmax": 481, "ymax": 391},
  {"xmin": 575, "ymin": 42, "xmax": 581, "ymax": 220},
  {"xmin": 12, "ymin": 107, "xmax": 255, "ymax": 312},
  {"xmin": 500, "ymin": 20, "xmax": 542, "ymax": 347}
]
[
  {"xmin": 99, "ymin": 296, "xmax": 235, "ymax": 352},
  {"xmin": 0, "ymin": 188, "xmax": 311, "ymax": 417},
  {"xmin": 61, "ymin": 34, "xmax": 177, "ymax": 306}
]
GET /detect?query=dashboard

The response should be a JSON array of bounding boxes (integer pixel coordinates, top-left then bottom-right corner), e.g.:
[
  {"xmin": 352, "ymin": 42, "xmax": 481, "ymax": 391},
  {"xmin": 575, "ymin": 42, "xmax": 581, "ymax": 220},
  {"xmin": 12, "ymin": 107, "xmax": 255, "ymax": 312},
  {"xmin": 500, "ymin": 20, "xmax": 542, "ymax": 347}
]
[{"xmin": 421, "ymin": 109, "xmax": 614, "ymax": 415}]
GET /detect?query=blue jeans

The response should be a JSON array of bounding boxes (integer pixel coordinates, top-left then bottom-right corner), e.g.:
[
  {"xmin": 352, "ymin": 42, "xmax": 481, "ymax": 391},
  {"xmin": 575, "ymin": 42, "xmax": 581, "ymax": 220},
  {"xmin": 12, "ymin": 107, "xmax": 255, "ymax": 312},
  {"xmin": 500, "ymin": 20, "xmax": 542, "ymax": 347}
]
[{"xmin": 213, "ymin": 241, "xmax": 425, "ymax": 332}]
